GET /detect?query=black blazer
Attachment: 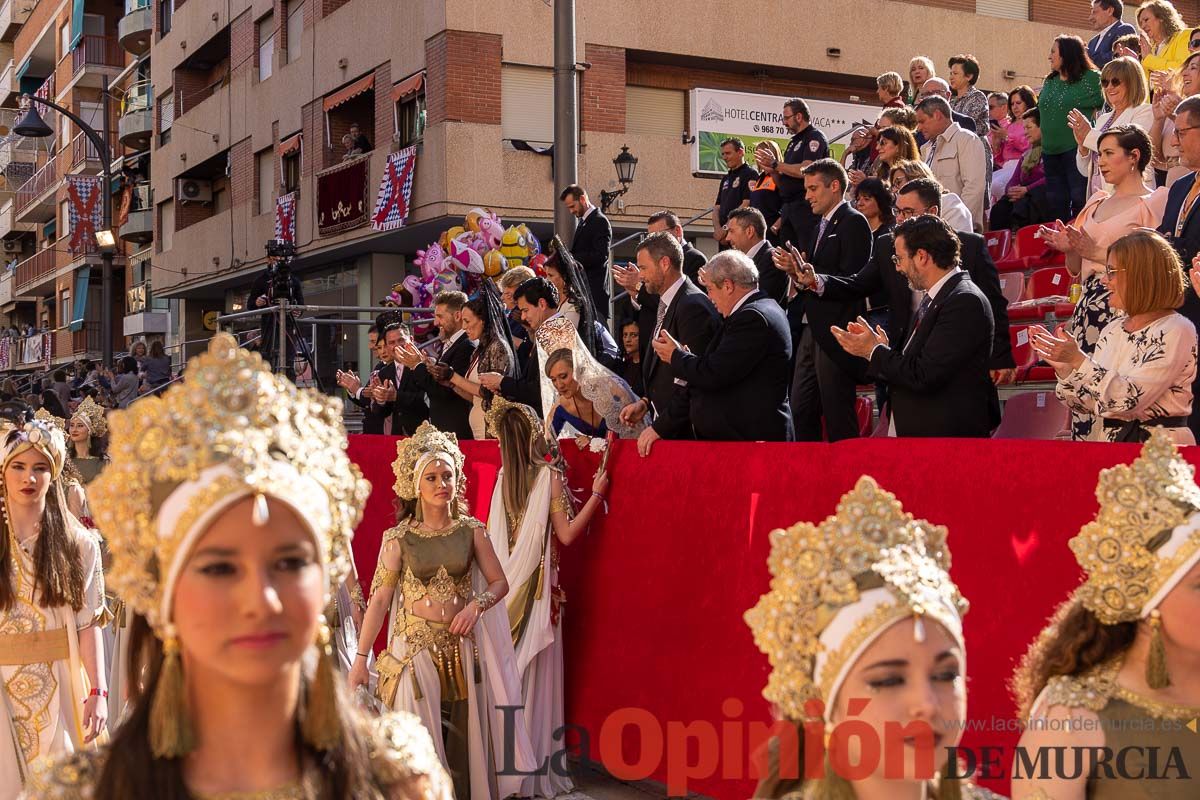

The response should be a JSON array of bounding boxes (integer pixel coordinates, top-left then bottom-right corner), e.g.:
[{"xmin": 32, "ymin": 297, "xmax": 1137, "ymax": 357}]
[
  {"xmin": 348, "ymin": 360, "xmax": 389, "ymax": 434},
  {"xmin": 868, "ymin": 272, "xmax": 997, "ymax": 437},
  {"xmin": 1157, "ymin": 172, "xmax": 1200, "ymax": 434},
  {"xmin": 670, "ymin": 291, "xmax": 794, "ymax": 442},
  {"xmin": 571, "ymin": 208, "xmax": 613, "ymax": 302},
  {"xmin": 820, "ymin": 231, "xmax": 1015, "ymax": 370},
  {"xmin": 682, "ymin": 242, "xmax": 708, "ymax": 285},
  {"xmin": 373, "ymin": 361, "xmax": 430, "ymax": 436},
  {"xmin": 796, "ymin": 203, "xmax": 874, "ymax": 380},
  {"xmin": 751, "ymin": 242, "xmax": 789, "ymax": 306},
  {"xmin": 498, "ymin": 339, "xmax": 543, "ymax": 417},
  {"xmin": 642, "ymin": 277, "xmax": 721, "ymax": 438},
  {"xmin": 410, "ymin": 333, "xmax": 476, "ymax": 439}
]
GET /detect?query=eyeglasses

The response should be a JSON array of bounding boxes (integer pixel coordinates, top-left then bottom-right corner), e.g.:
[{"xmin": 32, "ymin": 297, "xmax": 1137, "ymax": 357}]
[
  {"xmin": 1101, "ymin": 264, "xmax": 1126, "ymax": 280},
  {"xmin": 1100, "ymin": 77, "xmax": 1122, "ymax": 87},
  {"xmin": 1175, "ymin": 124, "xmax": 1200, "ymax": 136},
  {"xmin": 893, "ymin": 206, "xmax": 933, "ymax": 219}
]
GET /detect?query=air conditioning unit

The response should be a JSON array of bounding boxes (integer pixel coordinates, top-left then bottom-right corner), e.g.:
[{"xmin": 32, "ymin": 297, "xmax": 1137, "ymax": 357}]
[
  {"xmin": 176, "ymin": 178, "xmax": 212, "ymax": 204},
  {"xmin": 1, "ymin": 240, "xmax": 20, "ymax": 254}
]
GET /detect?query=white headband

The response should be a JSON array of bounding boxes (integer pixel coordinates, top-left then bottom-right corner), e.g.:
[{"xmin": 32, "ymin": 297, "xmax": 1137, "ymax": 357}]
[
  {"xmin": 413, "ymin": 450, "xmax": 457, "ymax": 489},
  {"xmin": 1142, "ymin": 513, "xmax": 1200, "ymax": 616},
  {"xmin": 156, "ymin": 462, "xmax": 332, "ymax": 627}
]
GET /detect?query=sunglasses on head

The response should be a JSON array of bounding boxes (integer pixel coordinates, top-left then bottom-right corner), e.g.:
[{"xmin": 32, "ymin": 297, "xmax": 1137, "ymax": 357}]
[{"xmin": 1101, "ymin": 77, "xmax": 1122, "ymax": 87}]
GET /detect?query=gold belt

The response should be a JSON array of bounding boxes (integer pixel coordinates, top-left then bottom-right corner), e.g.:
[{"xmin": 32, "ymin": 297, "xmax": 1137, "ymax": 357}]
[
  {"xmin": 0, "ymin": 627, "xmax": 69, "ymax": 665},
  {"xmin": 376, "ymin": 614, "xmax": 475, "ymax": 705}
]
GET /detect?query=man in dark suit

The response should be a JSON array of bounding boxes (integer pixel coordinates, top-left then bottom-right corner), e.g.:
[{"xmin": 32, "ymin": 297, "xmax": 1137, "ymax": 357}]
[
  {"xmin": 653, "ymin": 250, "xmax": 793, "ymax": 442},
  {"xmin": 832, "ymin": 215, "xmax": 996, "ymax": 437},
  {"xmin": 561, "ymin": 184, "xmax": 612, "ymax": 322},
  {"xmin": 370, "ymin": 321, "xmax": 431, "ymax": 436},
  {"xmin": 787, "ymin": 178, "xmax": 1015, "ymax": 385},
  {"xmin": 337, "ymin": 325, "xmax": 390, "ymax": 434},
  {"xmin": 727, "ymin": 207, "xmax": 784, "ymax": 305},
  {"xmin": 395, "ymin": 290, "xmax": 476, "ymax": 438},
  {"xmin": 1087, "ymin": 0, "xmax": 1137, "ymax": 67},
  {"xmin": 484, "ymin": 277, "xmax": 561, "ymax": 416},
  {"xmin": 788, "ymin": 159, "xmax": 874, "ymax": 442},
  {"xmin": 1155, "ymin": 95, "xmax": 1200, "ymax": 438},
  {"xmin": 616, "ymin": 231, "xmax": 720, "ymax": 456}
]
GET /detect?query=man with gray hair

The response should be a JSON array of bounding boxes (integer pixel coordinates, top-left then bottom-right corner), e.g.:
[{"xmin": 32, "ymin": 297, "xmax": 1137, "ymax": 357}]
[
  {"xmin": 916, "ymin": 95, "xmax": 988, "ymax": 230},
  {"xmin": 651, "ymin": 251, "xmax": 794, "ymax": 441}
]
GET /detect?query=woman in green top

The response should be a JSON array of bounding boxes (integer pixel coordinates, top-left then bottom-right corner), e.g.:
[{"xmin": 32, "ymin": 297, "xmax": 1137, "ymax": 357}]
[{"xmin": 1039, "ymin": 35, "xmax": 1104, "ymax": 221}]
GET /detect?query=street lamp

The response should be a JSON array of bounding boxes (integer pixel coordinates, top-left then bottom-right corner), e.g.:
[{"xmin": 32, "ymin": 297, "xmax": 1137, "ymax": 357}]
[
  {"xmin": 15, "ymin": 93, "xmax": 115, "ymax": 367},
  {"xmin": 599, "ymin": 144, "xmax": 638, "ymax": 213}
]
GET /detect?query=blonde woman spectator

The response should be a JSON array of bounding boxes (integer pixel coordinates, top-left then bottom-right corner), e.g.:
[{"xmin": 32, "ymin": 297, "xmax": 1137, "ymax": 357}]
[
  {"xmin": 889, "ymin": 159, "xmax": 975, "ymax": 232},
  {"xmin": 1033, "ymin": 229, "xmax": 1196, "ymax": 444},
  {"xmin": 875, "ymin": 71, "xmax": 905, "ymax": 108},
  {"xmin": 1138, "ymin": 0, "xmax": 1190, "ymax": 80},
  {"xmin": 1150, "ymin": 49, "xmax": 1200, "ymax": 185},
  {"xmin": 907, "ymin": 56, "xmax": 935, "ymax": 104},
  {"xmin": 1072, "ymin": 56, "xmax": 1154, "ymax": 194},
  {"xmin": 878, "ymin": 105, "xmax": 917, "ymax": 132}
]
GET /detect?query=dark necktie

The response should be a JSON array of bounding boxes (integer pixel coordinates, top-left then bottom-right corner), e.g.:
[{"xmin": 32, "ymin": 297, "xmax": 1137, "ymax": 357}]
[{"xmin": 904, "ymin": 295, "xmax": 933, "ymax": 352}]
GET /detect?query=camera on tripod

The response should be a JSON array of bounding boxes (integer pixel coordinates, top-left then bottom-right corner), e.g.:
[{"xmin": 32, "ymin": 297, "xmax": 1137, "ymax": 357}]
[{"xmin": 264, "ymin": 239, "xmax": 299, "ymax": 302}]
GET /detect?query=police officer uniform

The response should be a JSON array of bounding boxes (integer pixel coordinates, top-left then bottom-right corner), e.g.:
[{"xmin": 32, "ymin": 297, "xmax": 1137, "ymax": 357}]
[
  {"xmin": 777, "ymin": 125, "xmax": 829, "ymax": 252},
  {"xmin": 716, "ymin": 162, "xmax": 758, "ymax": 250}
]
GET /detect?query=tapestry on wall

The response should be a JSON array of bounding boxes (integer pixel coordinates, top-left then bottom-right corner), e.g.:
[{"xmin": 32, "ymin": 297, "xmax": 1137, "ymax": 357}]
[{"xmin": 316, "ymin": 155, "xmax": 369, "ymax": 236}]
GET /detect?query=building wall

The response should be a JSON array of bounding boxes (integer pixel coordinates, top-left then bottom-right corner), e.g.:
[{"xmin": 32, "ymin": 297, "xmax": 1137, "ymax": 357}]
[{"xmin": 149, "ymin": 0, "xmax": 1092, "ymax": 299}]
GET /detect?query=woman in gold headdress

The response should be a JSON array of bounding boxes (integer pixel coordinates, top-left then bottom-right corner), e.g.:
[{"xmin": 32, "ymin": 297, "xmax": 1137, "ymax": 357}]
[
  {"xmin": 1010, "ymin": 432, "xmax": 1200, "ymax": 800},
  {"xmin": 65, "ymin": 397, "xmax": 108, "ymax": 486},
  {"xmin": 746, "ymin": 477, "xmax": 1002, "ymax": 800},
  {"xmin": 348, "ymin": 420, "xmax": 536, "ymax": 800},
  {"xmin": 21, "ymin": 335, "xmax": 452, "ymax": 800},
  {"xmin": 484, "ymin": 397, "xmax": 609, "ymax": 797},
  {"xmin": 0, "ymin": 412, "xmax": 108, "ymax": 799}
]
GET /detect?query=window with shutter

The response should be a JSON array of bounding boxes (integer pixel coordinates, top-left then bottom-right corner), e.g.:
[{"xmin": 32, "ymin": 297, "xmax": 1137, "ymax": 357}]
[
  {"xmin": 626, "ymin": 86, "xmax": 686, "ymax": 136},
  {"xmin": 976, "ymin": 0, "xmax": 1028, "ymax": 21},
  {"xmin": 501, "ymin": 65, "xmax": 553, "ymax": 145}
]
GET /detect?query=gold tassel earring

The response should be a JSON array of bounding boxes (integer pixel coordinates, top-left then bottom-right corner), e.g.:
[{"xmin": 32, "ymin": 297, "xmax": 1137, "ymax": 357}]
[
  {"xmin": 150, "ymin": 627, "xmax": 195, "ymax": 758},
  {"xmin": 1147, "ymin": 609, "xmax": 1171, "ymax": 690},
  {"xmin": 301, "ymin": 617, "xmax": 342, "ymax": 751}
]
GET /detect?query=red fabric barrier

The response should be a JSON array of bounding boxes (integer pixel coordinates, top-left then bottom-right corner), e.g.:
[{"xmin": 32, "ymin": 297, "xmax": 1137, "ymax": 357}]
[{"xmin": 346, "ymin": 435, "xmax": 1182, "ymax": 799}]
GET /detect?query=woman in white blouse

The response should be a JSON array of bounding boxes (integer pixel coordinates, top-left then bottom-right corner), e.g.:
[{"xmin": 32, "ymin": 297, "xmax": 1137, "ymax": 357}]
[
  {"xmin": 1031, "ymin": 229, "xmax": 1197, "ymax": 445},
  {"xmin": 1069, "ymin": 56, "xmax": 1155, "ymax": 195}
]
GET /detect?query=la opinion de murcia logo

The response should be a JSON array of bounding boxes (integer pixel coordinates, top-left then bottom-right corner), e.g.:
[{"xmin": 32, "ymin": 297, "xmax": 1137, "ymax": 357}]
[{"xmin": 701, "ymin": 99, "xmax": 725, "ymax": 123}]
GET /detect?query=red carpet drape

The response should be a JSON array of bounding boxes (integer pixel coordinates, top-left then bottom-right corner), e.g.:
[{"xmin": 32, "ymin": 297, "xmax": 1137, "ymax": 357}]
[{"xmin": 347, "ymin": 435, "xmax": 1182, "ymax": 799}]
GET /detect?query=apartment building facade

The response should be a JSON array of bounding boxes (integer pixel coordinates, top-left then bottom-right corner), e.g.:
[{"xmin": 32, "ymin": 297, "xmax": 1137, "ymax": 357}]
[{"xmin": 138, "ymin": 0, "xmax": 1094, "ymax": 381}]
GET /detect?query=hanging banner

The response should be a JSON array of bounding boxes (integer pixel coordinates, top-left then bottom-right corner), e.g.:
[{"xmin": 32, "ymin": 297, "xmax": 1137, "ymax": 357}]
[
  {"xmin": 66, "ymin": 175, "xmax": 103, "ymax": 256},
  {"xmin": 22, "ymin": 334, "xmax": 42, "ymax": 365},
  {"xmin": 371, "ymin": 146, "xmax": 417, "ymax": 232},
  {"xmin": 0, "ymin": 338, "xmax": 9, "ymax": 371},
  {"xmin": 316, "ymin": 155, "xmax": 369, "ymax": 236},
  {"xmin": 688, "ymin": 88, "xmax": 878, "ymax": 177},
  {"xmin": 275, "ymin": 191, "xmax": 297, "ymax": 243},
  {"xmin": 43, "ymin": 332, "xmax": 50, "ymax": 368}
]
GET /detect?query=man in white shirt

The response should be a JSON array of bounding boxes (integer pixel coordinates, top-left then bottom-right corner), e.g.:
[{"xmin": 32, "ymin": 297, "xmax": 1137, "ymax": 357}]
[{"xmin": 916, "ymin": 96, "xmax": 988, "ymax": 230}]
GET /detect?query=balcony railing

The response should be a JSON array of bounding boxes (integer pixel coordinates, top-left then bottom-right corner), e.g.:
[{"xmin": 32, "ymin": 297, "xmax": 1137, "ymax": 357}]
[
  {"xmin": 125, "ymin": 0, "xmax": 151, "ymax": 10},
  {"xmin": 72, "ymin": 35, "xmax": 124, "ymax": 74},
  {"xmin": 71, "ymin": 130, "xmax": 115, "ymax": 167},
  {"xmin": 126, "ymin": 279, "xmax": 149, "ymax": 314},
  {"xmin": 16, "ymin": 153, "xmax": 58, "ymax": 214},
  {"xmin": 178, "ymin": 73, "xmax": 228, "ymax": 116},
  {"xmin": 13, "ymin": 249, "xmax": 54, "ymax": 294},
  {"xmin": 122, "ymin": 79, "xmax": 152, "ymax": 115},
  {"xmin": 71, "ymin": 321, "xmax": 101, "ymax": 354}
]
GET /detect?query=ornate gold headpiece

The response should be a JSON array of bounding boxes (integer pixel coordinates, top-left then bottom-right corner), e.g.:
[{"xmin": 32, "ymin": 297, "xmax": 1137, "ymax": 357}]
[
  {"xmin": 33, "ymin": 406, "xmax": 66, "ymax": 432},
  {"xmin": 392, "ymin": 420, "xmax": 466, "ymax": 502},
  {"xmin": 0, "ymin": 416, "xmax": 67, "ymax": 479},
  {"xmin": 484, "ymin": 395, "xmax": 545, "ymax": 444},
  {"xmin": 70, "ymin": 396, "xmax": 108, "ymax": 437},
  {"xmin": 533, "ymin": 314, "xmax": 577, "ymax": 355},
  {"xmin": 1069, "ymin": 430, "xmax": 1200, "ymax": 625},
  {"xmin": 88, "ymin": 334, "xmax": 371, "ymax": 635},
  {"xmin": 745, "ymin": 476, "xmax": 967, "ymax": 721}
]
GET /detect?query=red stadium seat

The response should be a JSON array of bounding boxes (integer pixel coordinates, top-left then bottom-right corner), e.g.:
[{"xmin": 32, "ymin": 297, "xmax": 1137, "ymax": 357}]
[
  {"xmin": 998, "ymin": 272, "xmax": 1025, "ymax": 306},
  {"xmin": 985, "ymin": 230, "xmax": 1012, "ymax": 263},
  {"xmin": 1009, "ymin": 324, "xmax": 1038, "ymax": 379},
  {"xmin": 856, "ymin": 396, "xmax": 874, "ymax": 437},
  {"xmin": 993, "ymin": 391, "xmax": 1069, "ymax": 439},
  {"xmin": 997, "ymin": 225, "xmax": 1065, "ymax": 271}
]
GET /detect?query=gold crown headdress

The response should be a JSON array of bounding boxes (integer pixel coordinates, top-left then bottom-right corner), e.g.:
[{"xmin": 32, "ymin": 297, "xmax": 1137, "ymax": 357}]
[
  {"xmin": 1069, "ymin": 431, "xmax": 1200, "ymax": 633},
  {"xmin": 392, "ymin": 420, "xmax": 467, "ymax": 505},
  {"xmin": 484, "ymin": 395, "xmax": 545, "ymax": 444},
  {"xmin": 70, "ymin": 396, "xmax": 108, "ymax": 437},
  {"xmin": 533, "ymin": 315, "xmax": 577, "ymax": 355},
  {"xmin": 745, "ymin": 477, "xmax": 967, "ymax": 722},
  {"xmin": 33, "ymin": 406, "xmax": 66, "ymax": 433},
  {"xmin": 89, "ymin": 334, "xmax": 371, "ymax": 635},
  {"xmin": 1, "ymin": 415, "xmax": 67, "ymax": 478}
]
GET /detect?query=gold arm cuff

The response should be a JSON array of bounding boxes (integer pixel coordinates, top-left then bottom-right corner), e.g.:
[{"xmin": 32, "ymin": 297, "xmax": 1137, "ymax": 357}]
[
  {"xmin": 0, "ymin": 627, "xmax": 69, "ymax": 665},
  {"xmin": 371, "ymin": 564, "xmax": 402, "ymax": 597},
  {"xmin": 549, "ymin": 492, "xmax": 571, "ymax": 516}
]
